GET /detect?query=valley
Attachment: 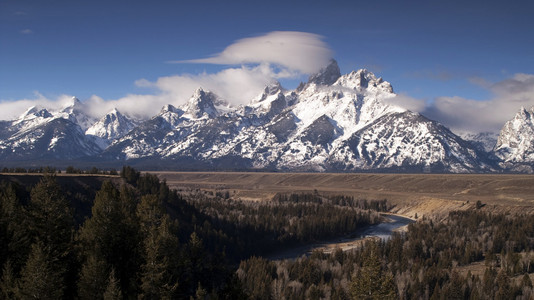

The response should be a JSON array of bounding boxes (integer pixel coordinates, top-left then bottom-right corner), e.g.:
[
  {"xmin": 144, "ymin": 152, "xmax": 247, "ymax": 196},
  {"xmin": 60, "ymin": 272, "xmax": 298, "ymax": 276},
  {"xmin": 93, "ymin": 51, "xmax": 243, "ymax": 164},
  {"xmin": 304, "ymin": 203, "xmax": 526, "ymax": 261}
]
[{"xmin": 152, "ymin": 171, "xmax": 534, "ymax": 219}]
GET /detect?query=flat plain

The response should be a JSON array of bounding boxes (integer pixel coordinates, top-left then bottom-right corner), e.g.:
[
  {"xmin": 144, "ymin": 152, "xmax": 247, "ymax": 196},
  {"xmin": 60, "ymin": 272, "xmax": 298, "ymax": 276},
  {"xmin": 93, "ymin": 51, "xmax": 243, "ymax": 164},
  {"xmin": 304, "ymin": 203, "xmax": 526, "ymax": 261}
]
[{"xmin": 151, "ymin": 172, "xmax": 534, "ymax": 219}]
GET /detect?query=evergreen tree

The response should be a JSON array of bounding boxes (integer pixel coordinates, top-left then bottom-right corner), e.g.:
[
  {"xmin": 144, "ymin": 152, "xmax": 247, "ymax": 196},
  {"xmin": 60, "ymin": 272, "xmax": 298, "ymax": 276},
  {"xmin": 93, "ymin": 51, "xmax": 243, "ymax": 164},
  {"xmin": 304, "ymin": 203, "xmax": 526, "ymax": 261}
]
[
  {"xmin": 194, "ymin": 283, "xmax": 207, "ymax": 300},
  {"xmin": 350, "ymin": 242, "xmax": 397, "ymax": 300},
  {"xmin": 27, "ymin": 175, "xmax": 74, "ymax": 261},
  {"xmin": 27, "ymin": 175, "xmax": 75, "ymax": 297},
  {"xmin": 0, "ymin": 182, "xmax": 29, "ymax": 273},
  {"xmin": 0, "ymin": 261, "xmax": 16, "ymax": 299},
  {"xmin": 103, "ymin": 268, "xmax": 123, "ymax": 300},
  {"xmin": 78, "ymin": 180, "xmax": 141, "ymax": 297},
  {"xmin": 138, "ymin": 195, "xmax": 179, "ymax": 299},
  {"xmin": 16, "ymin": 242, "xmax": 65, "ymax": 299},
  {"xmin": 77, "ymin": 254, "xmax": 109, "ymax": 300}
]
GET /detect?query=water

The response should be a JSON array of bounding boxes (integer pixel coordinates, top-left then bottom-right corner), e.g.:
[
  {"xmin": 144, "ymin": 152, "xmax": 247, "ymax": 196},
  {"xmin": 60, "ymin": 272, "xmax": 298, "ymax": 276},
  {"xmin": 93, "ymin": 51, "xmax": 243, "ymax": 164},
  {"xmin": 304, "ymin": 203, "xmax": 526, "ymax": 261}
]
[
  {"xmin": 359, "ymin": 214, "xmax": 414, "ymax": 241},
  {"xmin": 267, "ymin": 214, "xmax": 414, "ymax": 260}
]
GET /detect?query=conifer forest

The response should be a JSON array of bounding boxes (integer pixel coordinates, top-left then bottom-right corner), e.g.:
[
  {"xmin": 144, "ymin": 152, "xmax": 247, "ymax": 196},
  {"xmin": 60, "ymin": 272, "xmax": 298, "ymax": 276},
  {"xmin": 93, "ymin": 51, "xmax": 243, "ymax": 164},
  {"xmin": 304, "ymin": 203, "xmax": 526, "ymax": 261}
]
[{"xmin": 1, "ymin": 167, "xmax": 534, "ymax": 299}]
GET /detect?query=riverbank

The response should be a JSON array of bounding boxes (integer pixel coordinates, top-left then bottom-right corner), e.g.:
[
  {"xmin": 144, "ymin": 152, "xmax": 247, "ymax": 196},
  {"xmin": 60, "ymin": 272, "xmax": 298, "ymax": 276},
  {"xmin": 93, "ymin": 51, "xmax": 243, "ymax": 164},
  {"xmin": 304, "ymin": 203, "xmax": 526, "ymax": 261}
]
[{"xmin": 267, "ymin": 214, "xmax": 414, "ymax": 260}]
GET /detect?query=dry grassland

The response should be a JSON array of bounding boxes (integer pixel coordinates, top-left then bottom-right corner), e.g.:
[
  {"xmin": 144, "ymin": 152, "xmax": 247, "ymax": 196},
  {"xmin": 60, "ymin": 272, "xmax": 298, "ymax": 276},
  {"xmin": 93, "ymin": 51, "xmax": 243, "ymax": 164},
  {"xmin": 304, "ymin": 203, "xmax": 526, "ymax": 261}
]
[{"xmin": 150, "ymin": 172, "xmax": 534, "ymax": 219}]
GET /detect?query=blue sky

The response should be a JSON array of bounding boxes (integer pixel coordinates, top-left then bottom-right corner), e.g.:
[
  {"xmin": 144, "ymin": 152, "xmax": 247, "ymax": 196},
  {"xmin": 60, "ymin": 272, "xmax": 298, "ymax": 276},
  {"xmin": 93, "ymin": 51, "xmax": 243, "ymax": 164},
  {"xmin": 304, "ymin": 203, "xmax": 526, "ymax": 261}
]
[{"xmin": 1, "ymin": 0, "xmax": 533, "ymax": 133}]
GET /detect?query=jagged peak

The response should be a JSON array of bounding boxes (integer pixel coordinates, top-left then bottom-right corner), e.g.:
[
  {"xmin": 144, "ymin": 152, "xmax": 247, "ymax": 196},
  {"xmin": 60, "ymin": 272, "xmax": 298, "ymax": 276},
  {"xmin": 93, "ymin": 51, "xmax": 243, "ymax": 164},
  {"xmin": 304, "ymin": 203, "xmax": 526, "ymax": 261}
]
[
  {"xmin": 61, "ymin": 97, "xmax": 83, "ymax": 111},
  {"xmin": 307, "ymin": 59, "xmax": 341, "ymax": 86},
  {"xmin": 254, "ymin": 81, "xmax": 283, "ymax": 102},
  {"xmin": 334, "ymin": 68, "xmax": 394, "ymax": 93},
  {"xmin": 160, "ymin": 104, "xmax": 179, "ymax": 114},
  {"xmin": 184, "ymin": 88, "xmax": 221, "ymax": 119},
  {"xmin": 19, "ymin": 106, "xmax": 52, "ymax": 119}
]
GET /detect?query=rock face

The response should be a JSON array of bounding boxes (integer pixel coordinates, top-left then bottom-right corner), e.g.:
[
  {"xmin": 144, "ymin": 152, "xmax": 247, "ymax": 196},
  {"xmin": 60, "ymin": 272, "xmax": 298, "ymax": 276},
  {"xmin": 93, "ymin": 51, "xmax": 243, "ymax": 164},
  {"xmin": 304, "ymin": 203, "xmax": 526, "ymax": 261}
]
[
  {"xmin": 494, "ymin": 107, "xmax": 534, "ymax": 172},
  {"xmin": 0, "ymin": 59, "xmax": 529, "ymax": 172},
  {"xmin": 307, "ymin": 59, "xmax": 341, "ymax": 86}
]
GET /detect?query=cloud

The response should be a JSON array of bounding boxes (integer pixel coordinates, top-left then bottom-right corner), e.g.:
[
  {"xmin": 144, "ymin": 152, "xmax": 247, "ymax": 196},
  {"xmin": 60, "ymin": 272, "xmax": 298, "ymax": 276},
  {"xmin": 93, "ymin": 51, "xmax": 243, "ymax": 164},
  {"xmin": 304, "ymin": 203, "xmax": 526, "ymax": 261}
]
[
  {"xmin": 383, "ymin": 93, "xmax": 427, "ymax": 112},
  {"xmin": 0, "ymin": 93, "xmax": 80, "ymax": 120},
  {"xmin": 0, "ymin": 64, "xmax": 281, "ymax": 120},
  {"xmin": 423, "ymin": 73, "xmax": 534, "ymax": 134},
  {"xmin": 19, "ymin": 29, "xmax": 33, "ymax": 34},
  {"xmin": 173, "ymin": 31, "xmax": 333, "ymax": 75}
]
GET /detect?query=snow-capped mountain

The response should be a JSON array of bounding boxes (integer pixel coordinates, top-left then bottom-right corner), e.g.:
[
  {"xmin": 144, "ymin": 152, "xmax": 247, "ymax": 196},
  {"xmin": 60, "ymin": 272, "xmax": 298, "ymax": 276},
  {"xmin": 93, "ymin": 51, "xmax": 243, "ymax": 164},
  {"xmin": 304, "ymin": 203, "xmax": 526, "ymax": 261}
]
[
  {"xmin": 494, "ymin": 106, "xmax": 534, "ymax": 171},
  {"xmin": 86, "ymin": 108, "xmax": 137, "ymax": 149},
  {"xmin": 0, "ymin": 59, "xmax": 530, "ymax": 172},
  {"xmin": 460, "ymin": 132, "xmax": 499, "ymax": 153},
  {"xmin": 0, "ymin": 105, "xmax": 101, "ymax": 161},
  {"xmin": 58, "ymin": 97, "xmax": 97, "ymax": 131}
]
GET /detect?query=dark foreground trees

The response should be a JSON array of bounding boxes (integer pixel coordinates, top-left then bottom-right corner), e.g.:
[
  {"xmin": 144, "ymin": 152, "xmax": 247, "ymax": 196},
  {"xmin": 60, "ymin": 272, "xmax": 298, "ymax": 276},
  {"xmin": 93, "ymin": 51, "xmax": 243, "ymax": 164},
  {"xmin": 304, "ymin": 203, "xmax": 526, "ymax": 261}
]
[{"xmin": 0, "ymin": 172, "xmax": 240, "ymax": 299}]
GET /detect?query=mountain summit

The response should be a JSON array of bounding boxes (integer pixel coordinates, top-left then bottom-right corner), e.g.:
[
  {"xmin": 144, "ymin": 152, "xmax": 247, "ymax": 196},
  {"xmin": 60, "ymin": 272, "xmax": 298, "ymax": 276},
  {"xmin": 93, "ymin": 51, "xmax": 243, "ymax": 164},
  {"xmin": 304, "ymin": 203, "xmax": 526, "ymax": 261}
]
[
  {"xmin": 494, "ymin": 106, "xmax": 534, "ymax": 172},
  {"xmin": 308, "ymin": 59, "xmax": 341, "ymax": 86}
]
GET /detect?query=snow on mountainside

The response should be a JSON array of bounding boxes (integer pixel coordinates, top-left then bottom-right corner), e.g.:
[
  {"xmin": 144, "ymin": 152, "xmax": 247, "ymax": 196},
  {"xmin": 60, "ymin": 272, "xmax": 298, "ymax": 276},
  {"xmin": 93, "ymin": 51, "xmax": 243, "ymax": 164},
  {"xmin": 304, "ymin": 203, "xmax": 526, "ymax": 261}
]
[
  {"xmin": 100, "ymin": 60, "xmax": 494, "ymax": 172},
  {"xmin": 0, "ymin": 59, "xmax": 528, "ymax": 172},
  {"xmin": 0, "ymin": 99, "xmax": 101, "ymax": 161},
  {"xmin": 494, "ymin": 106, "xmax": 534, "ymax": 171},
  {"xmin": 460, "ymin": 132, "xmax": 499, "ymax": 153},
  {"xmin": 86, "ymin": 108, "xmax": 137, "ymax": 148},
  {"xmin": 58, "ymin": 97, "xmax": 98, "ymax": 131}
]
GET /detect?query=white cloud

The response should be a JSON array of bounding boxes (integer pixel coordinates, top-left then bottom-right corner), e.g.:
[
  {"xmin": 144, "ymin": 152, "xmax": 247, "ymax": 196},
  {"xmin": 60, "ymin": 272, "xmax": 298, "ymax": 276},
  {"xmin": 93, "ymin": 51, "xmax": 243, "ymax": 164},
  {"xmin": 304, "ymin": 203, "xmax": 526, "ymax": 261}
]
[
  {"xmin": 383, "ymin": 93, "xmax": 427, "ymax": 112},
  {"xmin": 423, "ymin": 73, "xmax": 534, "ymax": 134},
  {"xmin": 0, "ymin": 64, "xmax": 278, "ymax": 120},
  {"xmin": 173, "ymin": 31, "xmax": 333, "ymax": 74},
  {"xmin": 19, "ymin": 29, "xmax": 33, "ymax": 34},
  {"xmin": 146, "ymin": 64, "xmax": 276, "ymax": 105},
  {"xmin": 0, "ymin": 93, "xmax": 76, "ymax": 120}
]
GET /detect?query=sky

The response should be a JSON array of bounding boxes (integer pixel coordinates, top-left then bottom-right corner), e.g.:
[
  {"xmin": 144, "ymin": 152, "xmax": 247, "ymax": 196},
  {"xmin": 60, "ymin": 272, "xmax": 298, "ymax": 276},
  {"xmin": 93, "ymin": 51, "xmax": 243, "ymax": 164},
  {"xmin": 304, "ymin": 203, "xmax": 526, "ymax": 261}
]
[{"xmin": 1, "ymin": 0, "xmax": 533, "ymax": 134}]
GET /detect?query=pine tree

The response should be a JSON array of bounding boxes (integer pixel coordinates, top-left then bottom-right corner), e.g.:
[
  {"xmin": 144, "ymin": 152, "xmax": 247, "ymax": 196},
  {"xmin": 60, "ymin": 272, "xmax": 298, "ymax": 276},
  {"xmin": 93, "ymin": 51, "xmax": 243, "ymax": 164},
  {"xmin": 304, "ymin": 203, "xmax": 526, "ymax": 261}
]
[
  {"xmin": 78, "ymin": 180, "xmax": 141, "ymax": 298},
  {"xmin": 0, "ymin": 261, "xmax": 16, "ymax": 299},
  {"xmin": 27, "ymin": 175, "xmax": 74, "ymax": 261},
  {"xmin": 103, "ymin": 268, "xmax": 123, "ymax": 300},
  {"xmin": 194, "ymin": 283, "xmax": 207, "ymax": 300},
  {"xmin": 16, "ymin": 243, "xmax": 65, "ymax": 299},
  {"xmin": 138, "ymin": 195, "xmax": 179, "ymax": 299},
  {"xmin": 77, "ymin": 254, "xmax": 109, "ymax": 300},
  {"xmin": 0, "ymin": 182, "xmax": 29, "ymax": 273},
  {"xmin": 26, "ymin": 175, "xmax": 75, "ymax": 297},
  {"xmin": 350, "ymin": 241, "xmax": 397, "ymax": 300}
]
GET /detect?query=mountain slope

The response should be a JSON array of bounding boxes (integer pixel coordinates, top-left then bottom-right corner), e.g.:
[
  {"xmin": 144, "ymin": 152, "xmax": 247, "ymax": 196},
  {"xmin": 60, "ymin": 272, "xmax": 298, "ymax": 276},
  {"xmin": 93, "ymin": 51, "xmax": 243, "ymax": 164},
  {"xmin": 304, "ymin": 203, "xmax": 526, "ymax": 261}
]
[
  {"xmin": 85, "ymin": 108, "xmax": 137, "ymax": 148},
  {"xmin": 494, "ymin": 106, "xmax": 534, "ymax": 172}
]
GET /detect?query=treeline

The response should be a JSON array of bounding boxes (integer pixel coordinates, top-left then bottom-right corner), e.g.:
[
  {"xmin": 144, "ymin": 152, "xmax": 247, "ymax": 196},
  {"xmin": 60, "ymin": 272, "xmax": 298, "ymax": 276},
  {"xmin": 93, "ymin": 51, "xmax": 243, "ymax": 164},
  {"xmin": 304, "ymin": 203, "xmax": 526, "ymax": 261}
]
[
  {"xmin": 65, "ymin": 166, "xmax": 118, "ymax": 175},
  {"xmin": 237, "ymin": 210, "xmax": 534, "ymax": 299},
  {"xmin": 189, "ymin": 192, "xmax": 383, "ymax": 256},
  {"xmin": 0, "ymin": 169, "xmax": 245, "ymax": 299},
  {"xmin": 0, "ymin": 166, "xmax": 119, "ymax": 175},
  {"xmin": 1, "ymin": 166, "xmax": 60, "ymax": 174}
]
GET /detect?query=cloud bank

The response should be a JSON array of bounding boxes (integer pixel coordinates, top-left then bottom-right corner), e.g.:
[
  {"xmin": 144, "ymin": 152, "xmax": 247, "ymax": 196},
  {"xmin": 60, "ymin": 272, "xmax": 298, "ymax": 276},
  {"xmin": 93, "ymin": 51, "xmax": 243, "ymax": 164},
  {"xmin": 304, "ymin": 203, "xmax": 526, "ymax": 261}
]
[
  {"xmin": 422, "ymin": 73, "xmax": 534, "ymax": 134},
  {"xmin": 175, "ymin": 31, "xmax": 333, "ymax": 74}
]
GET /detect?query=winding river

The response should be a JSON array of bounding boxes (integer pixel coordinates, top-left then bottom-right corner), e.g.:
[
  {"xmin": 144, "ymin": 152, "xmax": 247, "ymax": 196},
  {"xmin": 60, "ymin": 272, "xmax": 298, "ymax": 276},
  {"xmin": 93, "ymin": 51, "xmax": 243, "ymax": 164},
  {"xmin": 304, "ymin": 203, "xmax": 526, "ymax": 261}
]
[{"xmin": 267, "ymin": 214, "xmax": 414, "ymax": 260}]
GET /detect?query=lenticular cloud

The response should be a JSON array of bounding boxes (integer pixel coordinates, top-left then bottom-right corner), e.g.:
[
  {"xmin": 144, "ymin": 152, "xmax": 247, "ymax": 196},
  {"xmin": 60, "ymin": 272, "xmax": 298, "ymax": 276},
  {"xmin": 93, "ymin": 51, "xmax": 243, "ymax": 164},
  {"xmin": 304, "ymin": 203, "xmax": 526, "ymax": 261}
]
[{"xmin": 175, "ymin": 31, "xmax": 333, "ymax": 75}]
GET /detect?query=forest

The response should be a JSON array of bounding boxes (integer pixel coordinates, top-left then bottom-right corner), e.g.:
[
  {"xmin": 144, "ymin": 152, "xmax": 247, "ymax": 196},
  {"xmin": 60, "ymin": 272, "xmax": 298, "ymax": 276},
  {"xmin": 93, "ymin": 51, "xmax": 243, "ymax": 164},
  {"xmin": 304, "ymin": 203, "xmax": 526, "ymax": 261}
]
[{"xmin": 1, "ymin": 167, "xmax": 534, "ymax": 299}]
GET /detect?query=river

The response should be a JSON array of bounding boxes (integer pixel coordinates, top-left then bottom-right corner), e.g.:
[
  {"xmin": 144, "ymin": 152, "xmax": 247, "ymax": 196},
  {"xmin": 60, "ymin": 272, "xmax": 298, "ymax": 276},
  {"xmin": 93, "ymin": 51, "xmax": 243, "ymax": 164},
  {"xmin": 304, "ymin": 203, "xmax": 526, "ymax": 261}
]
[{"xmin": 267, "ymin": 214, "xmax": 414, "ymax": 260}]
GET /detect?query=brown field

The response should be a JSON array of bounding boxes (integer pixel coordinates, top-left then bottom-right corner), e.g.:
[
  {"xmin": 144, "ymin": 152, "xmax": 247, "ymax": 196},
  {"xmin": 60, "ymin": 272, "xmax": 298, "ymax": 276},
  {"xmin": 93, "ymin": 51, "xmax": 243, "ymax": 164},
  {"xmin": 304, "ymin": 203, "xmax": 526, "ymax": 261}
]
[{"xmin": 150, "ymin": 172, "xmax": 534, "ymax": 219}]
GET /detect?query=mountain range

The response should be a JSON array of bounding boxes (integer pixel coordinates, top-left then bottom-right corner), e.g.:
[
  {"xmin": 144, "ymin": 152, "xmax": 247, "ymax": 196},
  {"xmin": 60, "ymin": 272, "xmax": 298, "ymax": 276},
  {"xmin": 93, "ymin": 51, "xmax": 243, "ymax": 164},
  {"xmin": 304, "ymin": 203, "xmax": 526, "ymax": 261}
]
[{"xmin": 1, "ymin": 60, "xmax": 533, "ymax": 173}]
